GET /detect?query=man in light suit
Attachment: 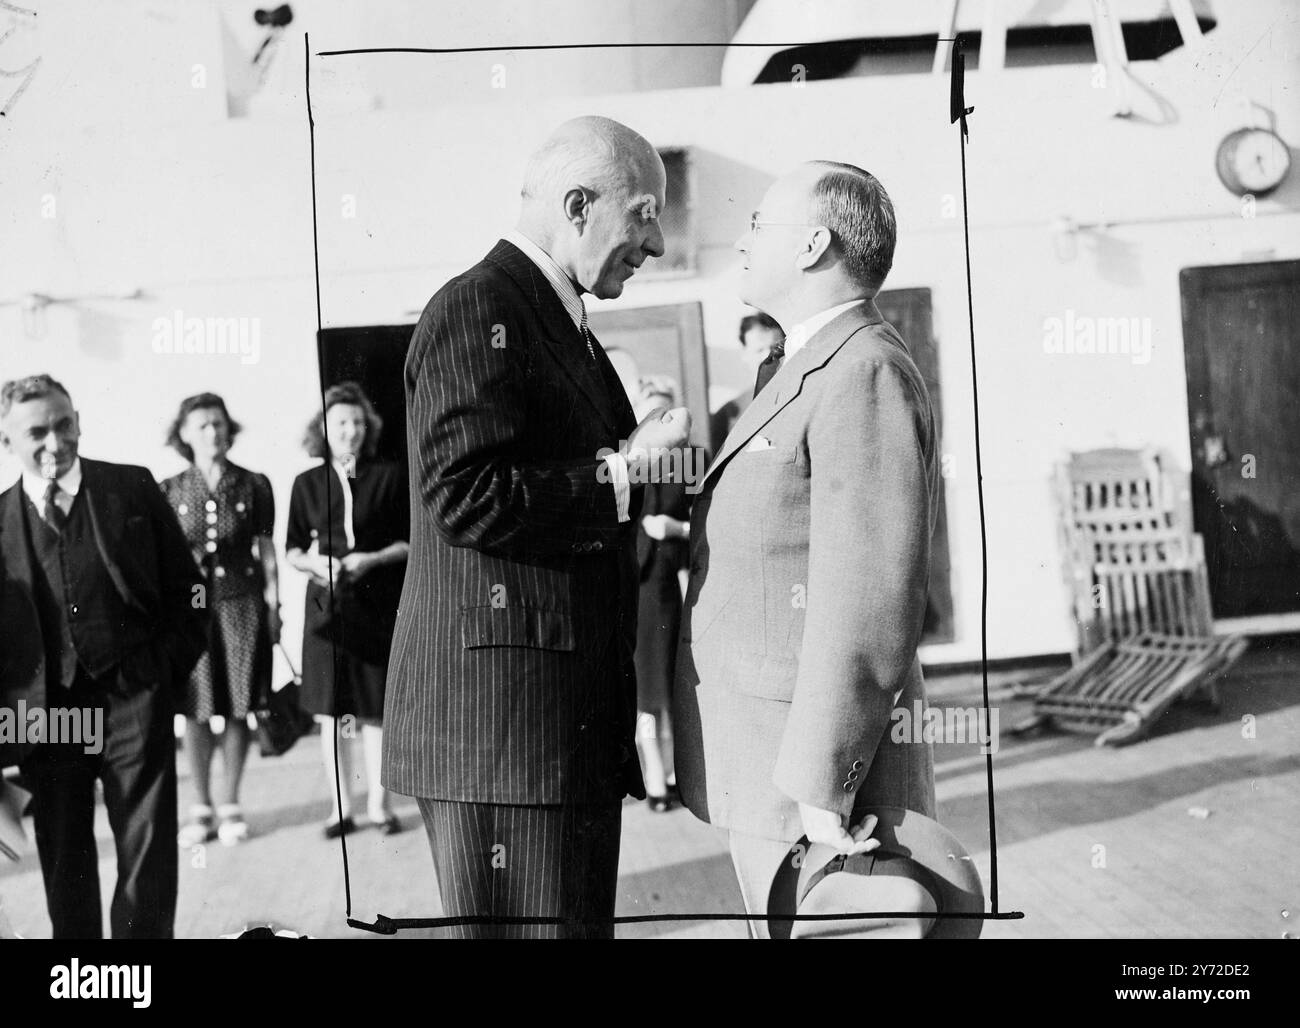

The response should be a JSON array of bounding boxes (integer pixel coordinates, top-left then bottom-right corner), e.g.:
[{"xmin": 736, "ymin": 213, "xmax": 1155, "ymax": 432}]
[
  {"xmin": 673, "ymin": 162, "xmax": 940, "ymax": 937},
  {"xmin": 382, "ymin": 116, "xmax": 691, "ymax": 938},
  {"xmin": 0, "ymin": 374, "xmax": 207, "ymax": 938}
]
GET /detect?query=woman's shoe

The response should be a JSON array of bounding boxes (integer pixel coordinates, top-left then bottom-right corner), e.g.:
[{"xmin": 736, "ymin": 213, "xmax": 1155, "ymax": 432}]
[
  {"xmin": 323, "ymin": 816, "xmax": 355, "ymax": 840},
  {"xmin": 178, "ymin": 805, "xmax": 217, "ymax": 847},
  {"xmin": 376, "ymin": 814, "xmax": 403, "ymax": 836},
  {"xmin": 647, "ymin": 794, "xmax": 672, "ymax": 813},
  {"xmin": 216, "ymin": 805, "xmax": 249, "ymax": 846}
]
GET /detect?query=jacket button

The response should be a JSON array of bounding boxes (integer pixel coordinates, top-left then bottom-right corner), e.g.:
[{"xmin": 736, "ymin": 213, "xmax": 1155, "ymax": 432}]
[
  {"xmin": 69, "ymin": 604, "xmax": 79, "ymax": 617},
  {"xmin": 593, "ymin": 541, "xmax": 603, "ymax": 551},
  {"xmin": 214, "ymin": 566, "xmax": 226, "ymax": 578},
  {"xmin": 847, "ymin": 768, "xmax": 859, "ymax": 782},
  {"xmin": 851, "ymin": 759, "xmax": 864, "ymax": 770},
  {"xmin": 842, "ymin": 781, "xmax": 855, "ymax": 792}
]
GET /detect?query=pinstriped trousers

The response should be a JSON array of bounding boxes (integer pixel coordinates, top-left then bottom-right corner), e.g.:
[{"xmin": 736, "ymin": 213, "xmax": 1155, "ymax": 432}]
[{"xmin": 417, "ymin": 798, "xmax": 623, "ymax": 939}]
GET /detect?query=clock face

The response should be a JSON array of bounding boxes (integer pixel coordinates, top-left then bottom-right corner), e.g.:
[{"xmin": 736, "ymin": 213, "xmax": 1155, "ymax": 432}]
[{"xmin": 1217, "ymin": 128, "xmax": 1291, "ymax": 197}]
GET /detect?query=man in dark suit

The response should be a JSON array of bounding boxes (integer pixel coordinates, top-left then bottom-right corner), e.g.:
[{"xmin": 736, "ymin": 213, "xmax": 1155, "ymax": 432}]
[
  {"xmin": 0, "ymin": 374, "xmax": 207, "ymax": 938},
  {"xmin": 383, "ymin": 116, "xmax": 691, "ymax": 938},
  {"xmin": 674, "ymin": 162, "xmax": 941, "ymax": 937}
]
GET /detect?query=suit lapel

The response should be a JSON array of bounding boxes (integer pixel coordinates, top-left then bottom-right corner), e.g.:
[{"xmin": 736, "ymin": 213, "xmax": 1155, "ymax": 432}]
[
  {"xmin": 486, "ymin": 240, "xmax": 620, "ymax": 434},
  {"xmin": 700, "ymin": 301, "xmax": 885, "ymax": 491},
  {"xmin": 80, "ymin": 459, "xmax": 145, "ymax": 613}
]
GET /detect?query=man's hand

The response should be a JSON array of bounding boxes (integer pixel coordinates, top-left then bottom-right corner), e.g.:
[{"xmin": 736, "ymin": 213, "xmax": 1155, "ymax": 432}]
[
  {"xmin": 339, "ymin": 552, "xmax": 375, "ymax": 580},
  {"xmin": 625, "ymin": 406, "xmax": 691, "ymax": 479},
  {"xmin": 307, "ymin": 554, "xmax": 343, "ymax": 589},
  {"xmin": 798, "ymin": 804, "xmax": 882, "ymax": 856}
]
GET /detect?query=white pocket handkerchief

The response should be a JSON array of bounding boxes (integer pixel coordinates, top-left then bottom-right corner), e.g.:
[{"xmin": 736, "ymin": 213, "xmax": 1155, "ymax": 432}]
[{"xmin": 742, "ymin": 435, "xmax": 774, "ymax": 453}]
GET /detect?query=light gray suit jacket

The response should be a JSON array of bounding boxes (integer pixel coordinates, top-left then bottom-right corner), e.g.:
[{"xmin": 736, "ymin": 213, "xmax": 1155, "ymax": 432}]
[{"xmin": 673, "ymin": 301, "xmax": 938, "ymax": 843}]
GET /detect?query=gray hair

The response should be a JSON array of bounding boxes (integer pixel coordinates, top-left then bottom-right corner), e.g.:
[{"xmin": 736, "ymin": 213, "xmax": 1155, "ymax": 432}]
[
  {"xmin": 1, "ymin": 373, "xmax": 72, "ymax": 419},
  {"xmin": 520, "ymin": 116, "xmax": 656, "ymax": 208},
  {"xmin": 807, "ymin": 161, "xmax": 896, "ymax": 293}
]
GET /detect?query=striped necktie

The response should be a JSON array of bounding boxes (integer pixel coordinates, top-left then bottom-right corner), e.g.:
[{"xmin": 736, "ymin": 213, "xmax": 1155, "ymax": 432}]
[
  {"xmin": 578, "ymin": 302, "xmax": 597, "ymax": 362},
  {"xmin": 43, "ymin": 480, "xmax": 68, "ymax": 533}
]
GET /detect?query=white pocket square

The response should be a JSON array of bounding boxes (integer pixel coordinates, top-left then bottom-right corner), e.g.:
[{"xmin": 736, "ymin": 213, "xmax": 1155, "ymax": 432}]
[{"xmin": 742, "ymin": 435, "xmax": 774, "ymax": 453}]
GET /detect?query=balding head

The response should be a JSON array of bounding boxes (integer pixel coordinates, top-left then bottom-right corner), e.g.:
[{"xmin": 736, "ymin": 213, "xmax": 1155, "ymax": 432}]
[
  {"xmin": 521, "ymin": 116, "xmax": 660, "ymax": 208},
  {"xmin": 804, "ymin": 160, "xmax": 896, "ymax": 292},
  {"xmin": 735, "ymin": 160, "xmax": 895, "ymax": 324},
  {"xmin": 516, "ymin": 116, "xmax": 667, "ymax": 299}
]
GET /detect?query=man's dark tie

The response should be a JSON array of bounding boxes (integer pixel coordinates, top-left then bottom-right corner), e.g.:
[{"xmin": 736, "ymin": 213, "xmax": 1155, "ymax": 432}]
[
  {"xmin": 578, "ymin": 303, "xmax": 597, "ymax": 362},
  {"xmin": 753, "ymin": 343, "xmax": 785, "ymax": 398},
  {"xmin": 43, "ymin": 480, "xmax": 68, "ymax": 533}
]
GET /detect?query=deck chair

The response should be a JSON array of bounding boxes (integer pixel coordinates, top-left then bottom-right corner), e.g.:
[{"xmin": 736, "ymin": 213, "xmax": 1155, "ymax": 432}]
[{"xmin": 1014, "ymin": 449, "xmax": 1247, "ymax": 746}]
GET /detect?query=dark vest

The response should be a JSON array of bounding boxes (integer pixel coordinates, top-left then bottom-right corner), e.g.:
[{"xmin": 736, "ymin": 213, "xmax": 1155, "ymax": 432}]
[{"xmin": 23, "ymin": 490, "xmax": 128, "ymax": 686}]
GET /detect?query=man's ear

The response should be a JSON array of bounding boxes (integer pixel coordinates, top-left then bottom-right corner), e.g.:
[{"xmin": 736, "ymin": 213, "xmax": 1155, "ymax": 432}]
[
  {"xmin": 794, "ymin": 226, "xmax": 833, "ymax": 271},
  {"xmin": 562, "ymin": 187, "xmax": 589, "ymax": 232}
]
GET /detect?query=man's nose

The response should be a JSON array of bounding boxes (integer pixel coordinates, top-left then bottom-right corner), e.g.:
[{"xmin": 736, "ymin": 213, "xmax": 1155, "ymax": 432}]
[{"xmin": 643, "ymin": 221, "xmax": 665, "ymax": 259}]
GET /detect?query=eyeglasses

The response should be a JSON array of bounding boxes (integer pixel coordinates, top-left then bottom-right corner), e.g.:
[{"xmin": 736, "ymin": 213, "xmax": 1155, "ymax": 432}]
[{"xmin": 749, "ymin": 211, "xmax": 818, "ymax": 235}]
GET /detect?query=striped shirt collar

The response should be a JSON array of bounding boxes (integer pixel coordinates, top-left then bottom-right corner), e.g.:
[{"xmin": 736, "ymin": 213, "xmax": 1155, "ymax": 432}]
[{"xmin": 505, "ymin": 229, "xmax": 586, "ymax": 333}]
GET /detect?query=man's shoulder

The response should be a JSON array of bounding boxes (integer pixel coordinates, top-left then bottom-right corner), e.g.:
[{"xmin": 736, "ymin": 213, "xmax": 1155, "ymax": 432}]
[
  {"xmin": 420, "ymin": 244, "xmax": 526, "ymax": 319},
  {"xmin": 836, "ymin": 320, "xmax": 927, "ymax": 388},
  {"xmin": 81, "ymin": 457, "xmax": 156, "ymax": 488}
]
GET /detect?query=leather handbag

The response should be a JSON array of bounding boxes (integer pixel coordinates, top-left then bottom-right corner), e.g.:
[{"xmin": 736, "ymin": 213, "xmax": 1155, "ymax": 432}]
[{"xmin": 253, "ymin": 643, "xmax": 316, "ymax": 758}]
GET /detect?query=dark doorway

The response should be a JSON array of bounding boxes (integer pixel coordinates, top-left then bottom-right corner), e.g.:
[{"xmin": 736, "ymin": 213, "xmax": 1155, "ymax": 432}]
[
  {"xmin": 877, "ymin": 287, "xmax": 954, "ymax": 644},
  {"xmin": 1180, "ymin": 260, "xmax": 1300, "ymax": 618},
  {"xmin": 316, "ymin": 325, "xmax": 412, "ymax": 469}
]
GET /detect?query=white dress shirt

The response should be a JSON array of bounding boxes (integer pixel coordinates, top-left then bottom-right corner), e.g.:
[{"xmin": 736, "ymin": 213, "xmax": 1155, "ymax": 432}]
[
  {"xmin": 782, "ymin": 299, "xmax": 866, "ymax": 360},
  {"xmin": 22, "ymin": 456, "xmax": 83, "ymax": 520},
  {"xmin": 505, "ymin": 229, "xmax": 631, "ymax": 524}
]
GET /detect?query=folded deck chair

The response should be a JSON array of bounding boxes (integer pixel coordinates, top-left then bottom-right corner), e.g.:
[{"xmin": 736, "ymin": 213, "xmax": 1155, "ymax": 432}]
[
  {"xmin": 1013, "ymin": 450, "xmax": 1247, "ymax": 744},
  {"xmin": 1015, "ymin": 631, "xmax": 1248, "ymax": 746}
]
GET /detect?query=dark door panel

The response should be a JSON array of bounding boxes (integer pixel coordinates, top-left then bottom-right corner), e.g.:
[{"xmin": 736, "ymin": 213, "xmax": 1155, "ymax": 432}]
[{"xmin": 1180, "ymin": 260, "xmax": 1300, "ymax": 618}]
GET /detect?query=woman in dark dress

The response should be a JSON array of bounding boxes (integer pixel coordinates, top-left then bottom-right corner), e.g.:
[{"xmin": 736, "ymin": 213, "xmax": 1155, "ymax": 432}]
[
  {"xmin": 285, "ymin": 382, "xmax": 409, "ymax": 838},
  {"xmin": 631, "ymin": 377, "xmax": 693, "ymax": 812},
  {"xmin": 161, "ymin": 394, "xmax": 280, "ymax": 847}
]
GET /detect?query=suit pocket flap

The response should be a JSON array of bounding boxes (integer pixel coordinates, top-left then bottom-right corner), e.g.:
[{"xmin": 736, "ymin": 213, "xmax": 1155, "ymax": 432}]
[{"xmin": 459, "ymin": 605, "xmax": 575, "ymax": 652}]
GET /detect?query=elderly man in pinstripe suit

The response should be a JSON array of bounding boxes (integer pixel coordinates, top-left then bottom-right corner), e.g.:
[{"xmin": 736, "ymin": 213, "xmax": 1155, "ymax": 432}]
[{"xmin": 383, "ymin": 116, "xmax": 690, "ymax": 938}]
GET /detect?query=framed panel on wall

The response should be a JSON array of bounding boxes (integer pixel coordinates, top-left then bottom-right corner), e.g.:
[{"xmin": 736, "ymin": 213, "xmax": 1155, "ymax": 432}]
[
  {"xmin": 316, "ymin": 325, "xmax": 412, "ymax": 469},
  {"xmin": 587, "ymin": 301, "xmax": 711, "ymax": 455}
]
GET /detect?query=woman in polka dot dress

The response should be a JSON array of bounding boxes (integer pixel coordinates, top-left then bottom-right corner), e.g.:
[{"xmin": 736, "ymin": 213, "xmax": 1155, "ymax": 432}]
[{"xmin": 161, "ymin": 393, "xmax": 280, "ymax": 847}]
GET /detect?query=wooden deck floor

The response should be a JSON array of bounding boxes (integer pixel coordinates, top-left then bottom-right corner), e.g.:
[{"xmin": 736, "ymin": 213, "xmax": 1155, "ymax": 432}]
[{"xmin": 3, "ymin": 637, "xmax": 1297, "ymax": 939}]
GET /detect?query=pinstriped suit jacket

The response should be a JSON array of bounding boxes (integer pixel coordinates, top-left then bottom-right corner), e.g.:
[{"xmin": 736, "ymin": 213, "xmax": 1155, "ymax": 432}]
[
  {"xmin": 381, "ymin": 240, "xmax": 646, "ymax": 805},
  {"xmin": 673, "ymin": 302, "xmax": 939, "ymax": 842}
]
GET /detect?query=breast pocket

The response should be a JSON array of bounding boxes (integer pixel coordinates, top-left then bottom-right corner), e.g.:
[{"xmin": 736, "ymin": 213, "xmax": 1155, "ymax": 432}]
[
  {"xmin": 734, "ymin": 442, "xmax": 799, "ymax": 467},
  {"xmin": 459, "ymin": 604, "xmax": 576, "ymax": 652}
]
